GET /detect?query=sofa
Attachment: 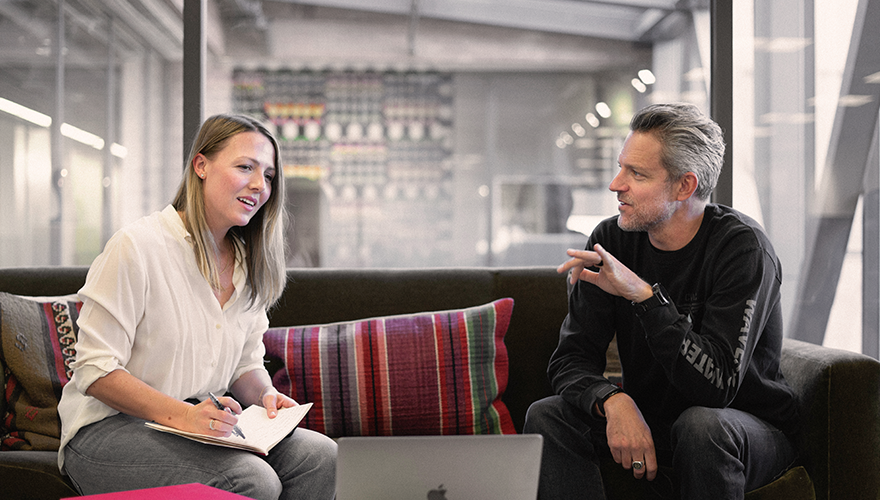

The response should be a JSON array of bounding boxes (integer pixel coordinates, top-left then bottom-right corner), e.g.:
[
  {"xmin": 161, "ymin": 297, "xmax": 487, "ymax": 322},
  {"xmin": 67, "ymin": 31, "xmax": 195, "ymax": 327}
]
[{"xmin": 1, "ymin": 266, "xmax": 878, "ymax": 500}]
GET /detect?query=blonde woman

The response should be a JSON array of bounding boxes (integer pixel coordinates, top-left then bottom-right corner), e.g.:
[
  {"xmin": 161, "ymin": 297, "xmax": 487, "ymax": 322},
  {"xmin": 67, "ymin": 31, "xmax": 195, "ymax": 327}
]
[{"xmin": 58, "ymin": 114, "xmax": 337, "ymax": 499}]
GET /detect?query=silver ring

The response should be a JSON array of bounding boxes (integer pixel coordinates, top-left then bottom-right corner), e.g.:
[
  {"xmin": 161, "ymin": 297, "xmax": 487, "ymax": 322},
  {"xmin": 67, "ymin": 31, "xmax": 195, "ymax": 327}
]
[
  {"xmin": 209, "ymin": 419, "xmax": 216, "ymax": 431},
  {"xmin": 632, "ymin": 460, "xmax": 644, "ymax": 470}
]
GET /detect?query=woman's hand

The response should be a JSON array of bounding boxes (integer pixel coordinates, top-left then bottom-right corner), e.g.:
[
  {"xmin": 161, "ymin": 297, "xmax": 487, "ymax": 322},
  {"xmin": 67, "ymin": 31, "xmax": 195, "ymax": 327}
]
[
  {"xmin": 190, "ymin": 396, "xmax": 242, "ymax": 436},
  {"xmin": 258, "ymin": 386, "xmax": 298, "ymax": 419}
]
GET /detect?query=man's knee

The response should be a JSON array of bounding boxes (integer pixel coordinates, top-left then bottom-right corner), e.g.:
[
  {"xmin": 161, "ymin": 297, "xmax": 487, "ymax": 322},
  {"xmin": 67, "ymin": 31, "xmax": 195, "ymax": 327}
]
[
  {"xmin": 671, "ymin": 406, "xmax": 740, "ymax": 458},
  {"xmin": 523, "ymin": 395, "xmax": 567, "ymax": 433}
]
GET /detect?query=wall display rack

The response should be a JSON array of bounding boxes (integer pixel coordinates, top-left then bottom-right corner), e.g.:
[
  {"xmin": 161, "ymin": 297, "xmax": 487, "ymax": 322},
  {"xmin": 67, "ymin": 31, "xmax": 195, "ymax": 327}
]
[{"xmin": 232, "ymin": 69, "xmax": 455, "ymax": 268}]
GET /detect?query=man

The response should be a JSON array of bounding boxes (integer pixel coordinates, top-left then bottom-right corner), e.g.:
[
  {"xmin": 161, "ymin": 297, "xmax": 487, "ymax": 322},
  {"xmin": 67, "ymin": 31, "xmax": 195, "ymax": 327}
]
[{"xmin": 524, "ymin": 103, "xmax": 800, "ymax": 499}]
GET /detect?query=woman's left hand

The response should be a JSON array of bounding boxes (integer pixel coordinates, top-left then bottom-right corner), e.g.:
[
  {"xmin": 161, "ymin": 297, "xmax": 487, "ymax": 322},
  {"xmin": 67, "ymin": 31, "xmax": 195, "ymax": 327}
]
[{"xmin": 259, "ymin": 386, "xmax": 298, "ymax": 418}]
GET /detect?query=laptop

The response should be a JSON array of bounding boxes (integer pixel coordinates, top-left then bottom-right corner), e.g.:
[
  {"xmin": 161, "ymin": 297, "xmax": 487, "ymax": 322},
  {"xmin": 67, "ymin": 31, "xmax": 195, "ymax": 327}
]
[{"xmin": 336, "ymin": 434, "xmax": 543, "ymax": 500}]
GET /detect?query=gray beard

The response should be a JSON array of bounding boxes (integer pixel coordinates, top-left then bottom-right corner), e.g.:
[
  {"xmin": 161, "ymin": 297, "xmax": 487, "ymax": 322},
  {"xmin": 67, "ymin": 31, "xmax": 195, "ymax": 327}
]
[{"xmin": 616, "ymin": 204, "xmax": 676, "ymax": 233}]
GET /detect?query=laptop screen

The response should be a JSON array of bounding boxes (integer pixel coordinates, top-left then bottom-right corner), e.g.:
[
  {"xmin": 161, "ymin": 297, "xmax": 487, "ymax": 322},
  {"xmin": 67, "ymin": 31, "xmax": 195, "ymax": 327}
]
[{"xmin": 336, "ymin": 434, "xmax": 543, "ymax": 500}]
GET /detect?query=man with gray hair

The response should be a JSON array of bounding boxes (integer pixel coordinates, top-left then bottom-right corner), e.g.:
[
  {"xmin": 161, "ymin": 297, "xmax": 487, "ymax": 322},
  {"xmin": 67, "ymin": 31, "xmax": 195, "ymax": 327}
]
[{"xmin": 524, "ymin": 103, "xmax": 800, "ymax": 499}]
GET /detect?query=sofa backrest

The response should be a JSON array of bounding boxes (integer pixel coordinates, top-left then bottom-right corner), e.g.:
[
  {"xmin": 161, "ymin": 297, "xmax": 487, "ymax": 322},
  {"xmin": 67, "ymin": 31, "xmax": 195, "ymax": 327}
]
[
  {"xmin": 0, "ymin": 266, "xmax": 568, "ymax": 432},
  {"xmin": 0, "ymin": 267, "xmax": 90, "ymax": 297}
]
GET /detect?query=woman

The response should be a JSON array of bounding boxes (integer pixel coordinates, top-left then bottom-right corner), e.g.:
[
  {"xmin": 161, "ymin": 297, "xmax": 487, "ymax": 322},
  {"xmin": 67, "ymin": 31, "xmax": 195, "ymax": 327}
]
[{"xmin": 57, "ymin": 114, "xmax": 337, "ymax": 499}]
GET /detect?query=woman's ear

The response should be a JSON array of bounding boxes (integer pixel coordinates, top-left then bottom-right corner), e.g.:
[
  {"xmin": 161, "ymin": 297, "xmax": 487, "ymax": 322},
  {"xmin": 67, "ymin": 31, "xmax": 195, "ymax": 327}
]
[
  {"xmin": 676, "ymin": 172, "xmax": 699, "ymax": 201},
  {"xmin": 192, "ymin": 153, "xmax": 207, "ymax": 179}
]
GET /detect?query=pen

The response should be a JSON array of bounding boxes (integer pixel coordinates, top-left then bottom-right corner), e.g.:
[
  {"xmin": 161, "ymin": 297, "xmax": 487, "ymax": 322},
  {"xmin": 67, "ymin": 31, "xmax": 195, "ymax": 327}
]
[{"xmin": 208, "ymin": 392, "xmax": 246, "ymax": 439}]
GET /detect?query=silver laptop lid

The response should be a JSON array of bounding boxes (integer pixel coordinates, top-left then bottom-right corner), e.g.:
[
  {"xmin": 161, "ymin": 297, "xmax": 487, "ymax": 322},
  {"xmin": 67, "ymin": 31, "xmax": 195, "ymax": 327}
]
[{"xmin": 336, "ymin": 434, "xmax": 543, "ymax": 500}]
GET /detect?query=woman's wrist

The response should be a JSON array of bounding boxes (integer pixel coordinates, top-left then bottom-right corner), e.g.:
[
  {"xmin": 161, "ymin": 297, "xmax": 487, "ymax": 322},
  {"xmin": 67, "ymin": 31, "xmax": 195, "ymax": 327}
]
[{"xmin": 258, "ymin": 385, "xmax": 277, "ymax": 401}]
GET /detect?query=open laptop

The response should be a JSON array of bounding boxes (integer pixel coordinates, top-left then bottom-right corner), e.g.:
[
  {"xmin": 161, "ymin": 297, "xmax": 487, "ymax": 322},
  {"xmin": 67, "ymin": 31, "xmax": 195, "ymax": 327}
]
[{"xmin": 336, "ymin": 434, "xmax": 543, "ymax": 500}]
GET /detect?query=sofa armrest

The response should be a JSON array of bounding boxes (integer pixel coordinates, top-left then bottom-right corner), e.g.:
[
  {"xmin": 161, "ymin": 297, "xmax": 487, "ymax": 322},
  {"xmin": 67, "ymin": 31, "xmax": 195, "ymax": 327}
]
[
  {"xmin": 0, "ymin": 451, "xmax": 78, "ymax": 499},
  {"xmin": 781, "ymin": 338, "xmax": 880, "ymax": 500}
]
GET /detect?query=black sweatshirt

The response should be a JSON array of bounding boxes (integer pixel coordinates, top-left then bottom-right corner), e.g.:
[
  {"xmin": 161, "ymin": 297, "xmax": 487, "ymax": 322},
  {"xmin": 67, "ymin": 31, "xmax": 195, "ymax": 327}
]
[{"xmin": 548, "ymin": 204, "xmax": 800, "ymax": 438}]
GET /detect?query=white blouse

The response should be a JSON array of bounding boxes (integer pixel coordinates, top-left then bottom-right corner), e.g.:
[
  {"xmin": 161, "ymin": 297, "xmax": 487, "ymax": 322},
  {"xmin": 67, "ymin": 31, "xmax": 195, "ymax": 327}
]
[{"xmin": 57, "ymin": 205, "xmax": 270, "ymax": 469}]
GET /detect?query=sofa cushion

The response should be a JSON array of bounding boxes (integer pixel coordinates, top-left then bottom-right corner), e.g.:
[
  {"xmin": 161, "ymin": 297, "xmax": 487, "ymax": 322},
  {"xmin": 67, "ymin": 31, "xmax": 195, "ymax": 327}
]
[
  {"xmin": 0, "ymin": 293, "xmax": 81, "ymax": 451},
  {"xmin": 263, "ymin": 298, "xmax": 516, "ymax": 437}
]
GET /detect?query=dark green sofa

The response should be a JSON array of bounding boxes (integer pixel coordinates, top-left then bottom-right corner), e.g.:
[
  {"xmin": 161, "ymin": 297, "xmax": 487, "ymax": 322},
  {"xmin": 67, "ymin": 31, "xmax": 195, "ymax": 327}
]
[{"xmin": 1, "ymin": 266, "xmax": 878, "ymax": 499}]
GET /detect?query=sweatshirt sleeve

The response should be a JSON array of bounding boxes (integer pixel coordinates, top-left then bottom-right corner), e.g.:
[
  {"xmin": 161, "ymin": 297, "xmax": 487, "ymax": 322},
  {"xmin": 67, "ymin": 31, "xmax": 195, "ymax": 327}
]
[
  {"xmin": 638, "ymin": 234, "xmax": 781, "ymax": 407},
  {"xmin": 547, "ymin": 246, "xmax": 620, "ymax": 416}
]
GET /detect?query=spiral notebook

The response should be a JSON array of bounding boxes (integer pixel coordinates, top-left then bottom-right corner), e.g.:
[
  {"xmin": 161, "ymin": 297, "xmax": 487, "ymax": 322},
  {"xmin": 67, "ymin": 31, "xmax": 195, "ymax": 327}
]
[{"xmin": 336, "ymin": 434, "xmax": 543, "ymax": 500}]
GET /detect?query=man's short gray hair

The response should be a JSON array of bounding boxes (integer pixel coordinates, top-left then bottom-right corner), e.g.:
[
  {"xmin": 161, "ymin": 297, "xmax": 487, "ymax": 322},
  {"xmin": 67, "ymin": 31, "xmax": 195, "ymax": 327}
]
[{"xmin": 629, "ymin": 103, "xmax": 725, "ymax": 201}]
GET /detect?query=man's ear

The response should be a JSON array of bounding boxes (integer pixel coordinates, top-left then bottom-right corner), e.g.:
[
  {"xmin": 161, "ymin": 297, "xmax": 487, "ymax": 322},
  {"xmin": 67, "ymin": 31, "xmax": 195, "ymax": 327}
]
[{"xmin": 676, "ymin": 172, "xmax": 699, "ymax": 201}]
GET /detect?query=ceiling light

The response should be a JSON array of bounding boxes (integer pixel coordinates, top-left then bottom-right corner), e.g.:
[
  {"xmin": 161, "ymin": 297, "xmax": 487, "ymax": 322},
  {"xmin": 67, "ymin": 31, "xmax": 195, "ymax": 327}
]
[
  {"xmin": 1, "ymin": 96, "xmax": 128, "ymax": 156},
  {"xmin": 0, "ymin": 97, "xmax": 52, "ymax": 127},
  {"xmin": 585, "ymin": 113, "xmax": 600, "ymax": 128},
  {"xmin": 631, "ymin": 78, "xmax": 647, "ymax": 93},
  {"xmin": 60, "ymin": 123, "xmax": 104, "ymax": 150}
]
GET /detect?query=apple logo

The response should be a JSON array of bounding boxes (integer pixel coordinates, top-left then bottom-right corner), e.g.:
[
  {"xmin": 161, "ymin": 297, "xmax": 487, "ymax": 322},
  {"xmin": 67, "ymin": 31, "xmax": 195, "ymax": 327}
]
[{"xmin": 427, "ymin": 484, "xmax": 447, "ymax": 500}]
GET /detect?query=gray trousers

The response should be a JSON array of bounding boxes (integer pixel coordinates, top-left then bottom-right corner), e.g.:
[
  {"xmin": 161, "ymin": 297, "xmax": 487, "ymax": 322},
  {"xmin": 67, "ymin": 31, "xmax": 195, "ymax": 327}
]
[
  {"xmin": 63, "ymin": 412, "xmax": 337, "ymax": 500},
  {"xmin": 523, "ymin": 395, "xmax": 797, "ymax": 500}
]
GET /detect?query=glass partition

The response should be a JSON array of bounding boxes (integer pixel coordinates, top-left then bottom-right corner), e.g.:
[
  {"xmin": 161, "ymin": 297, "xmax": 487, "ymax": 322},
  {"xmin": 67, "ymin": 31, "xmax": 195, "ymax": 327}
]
[
  {"xmin": 0, "ymin": 0, "xmax": 182, "ymax": 267},
  {"xmin": 732, "ymin": 0, "xmax": 878, "ymax": 354}
]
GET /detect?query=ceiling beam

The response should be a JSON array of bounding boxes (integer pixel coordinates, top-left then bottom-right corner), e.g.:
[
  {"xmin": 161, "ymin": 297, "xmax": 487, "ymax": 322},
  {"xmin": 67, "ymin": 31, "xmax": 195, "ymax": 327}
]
[
  {"xmin": 97, "ymin": 0, "xmax": 181, "ymax": 60},
  {"xmin": 275, "ymin": 0, "xmax": 677, "ymax": 41}
]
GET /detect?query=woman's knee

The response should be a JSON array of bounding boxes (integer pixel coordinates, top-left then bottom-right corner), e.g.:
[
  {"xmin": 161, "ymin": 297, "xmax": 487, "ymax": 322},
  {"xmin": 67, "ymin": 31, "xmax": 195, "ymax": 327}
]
[
  {"xmin": 289, "ymin": 429, "xmax": 337, "ymax": 471},
  {"xmin": 268, "ymin": 429, "xmax": 337, "ymax": 499},
  {"xmin": 213, "ymin": 456, "xmax": 283, "ymax": 500}
]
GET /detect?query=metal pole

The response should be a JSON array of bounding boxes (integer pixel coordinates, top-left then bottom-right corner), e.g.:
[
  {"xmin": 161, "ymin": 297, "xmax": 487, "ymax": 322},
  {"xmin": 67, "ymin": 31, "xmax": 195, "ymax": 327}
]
[
  {"xmin": 710, "ymin": 0, "xmax": 733, "ymax": 207},
  {"xmin": 182, "ymin": 0, "xmax": 205, "ymax": 164},
  {"xmin": 863, "ymin": 119, "xmax": 880, "ymax": 359},
  {"xmin": 103, "ymin": 16, "xmax": 116, "ymax": 246},
  {"xmin": 50, "ymin": 0, "xmax": 66, "ymax": 264}
]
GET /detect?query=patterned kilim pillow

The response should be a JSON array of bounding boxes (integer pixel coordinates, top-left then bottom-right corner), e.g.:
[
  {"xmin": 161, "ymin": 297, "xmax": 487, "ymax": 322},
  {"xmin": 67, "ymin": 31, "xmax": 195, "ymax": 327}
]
[
  {"xmin": 263, "ymin": 298, "xmax": 516, "ymax": 437},
  {"xmin": 0, "ymin": 293, "xmax": 81, "ymax": 451}
]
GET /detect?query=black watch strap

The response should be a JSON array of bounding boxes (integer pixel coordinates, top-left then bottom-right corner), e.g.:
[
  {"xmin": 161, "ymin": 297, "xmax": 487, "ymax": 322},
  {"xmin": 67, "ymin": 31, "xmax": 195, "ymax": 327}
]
[
  {"xmin": 595, "ymin": 384, "xmax": 623, "ymax": 415},
  {"xmin": 633, "ymin": 283, "xmax": 669, "ymax": 314}
]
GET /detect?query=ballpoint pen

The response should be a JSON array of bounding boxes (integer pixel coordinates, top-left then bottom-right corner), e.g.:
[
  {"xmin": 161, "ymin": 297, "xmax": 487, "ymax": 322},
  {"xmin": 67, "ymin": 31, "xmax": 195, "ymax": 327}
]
[{"xmin": 208, "ymin": 392, "xmax": 246, "ymax": 439}]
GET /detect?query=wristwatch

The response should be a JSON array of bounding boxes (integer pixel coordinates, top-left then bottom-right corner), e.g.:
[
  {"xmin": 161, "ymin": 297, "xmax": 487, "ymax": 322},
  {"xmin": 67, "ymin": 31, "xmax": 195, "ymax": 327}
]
[
  {"xmin": 595, "ymin": 384, "xmax": 623, "ymax": 415},
  {"xmin": 633, "ymin": 283, "xmax": 669, "ymax": 314}
]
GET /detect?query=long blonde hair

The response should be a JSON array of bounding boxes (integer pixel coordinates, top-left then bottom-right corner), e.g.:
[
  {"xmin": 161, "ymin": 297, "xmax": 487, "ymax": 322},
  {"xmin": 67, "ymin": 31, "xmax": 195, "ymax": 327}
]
[{"xmin": 172, "ymin": 114, "xmax": 288, "ymax": 310}]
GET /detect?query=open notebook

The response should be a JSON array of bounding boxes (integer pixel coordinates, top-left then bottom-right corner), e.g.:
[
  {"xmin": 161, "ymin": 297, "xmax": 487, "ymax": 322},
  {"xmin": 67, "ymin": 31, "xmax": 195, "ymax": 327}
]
[
  {"xmin": 145, "ymin": 403, "xmax": 312, "ymax": 456},
  {"xmin": 336, "ymin": 434, "xmax": 543, "ymax": 500}
]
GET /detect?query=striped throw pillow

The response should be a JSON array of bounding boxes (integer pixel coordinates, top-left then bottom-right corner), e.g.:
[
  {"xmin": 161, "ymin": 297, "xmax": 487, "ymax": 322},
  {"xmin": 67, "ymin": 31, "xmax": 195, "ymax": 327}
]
[{"xmin": 263, "ymin": 298, "xmax": 516, "ymax": 437}]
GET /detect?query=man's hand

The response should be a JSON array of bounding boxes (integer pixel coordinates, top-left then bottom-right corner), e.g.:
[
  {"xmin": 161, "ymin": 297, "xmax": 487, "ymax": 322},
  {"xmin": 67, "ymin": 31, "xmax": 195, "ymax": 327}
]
[
  {"xmin": 557, "ymin": 243, "xmax": 653, "ymax": 303},
  {"xmin": 602, "ymin": 392, "xmax": 657, "ymax": 481}
]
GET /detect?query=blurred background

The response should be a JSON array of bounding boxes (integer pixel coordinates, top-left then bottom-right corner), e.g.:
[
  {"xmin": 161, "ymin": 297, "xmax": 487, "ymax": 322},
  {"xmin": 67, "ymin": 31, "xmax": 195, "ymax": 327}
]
[{"xmin": 0, "ymin": 0, "xmax": 877, "ymax": 357}]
